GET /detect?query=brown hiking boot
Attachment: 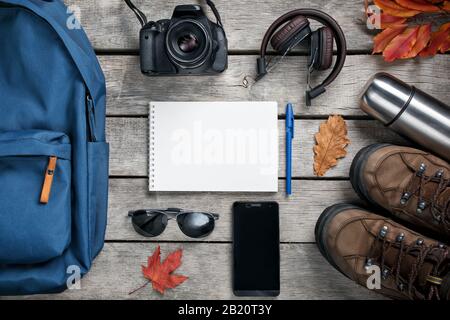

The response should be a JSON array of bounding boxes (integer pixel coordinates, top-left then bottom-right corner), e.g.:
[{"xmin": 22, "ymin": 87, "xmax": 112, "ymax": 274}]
[
  {"xmin": 350, "ymin": 144, "xmax": 450, "ymax": 239},
  {"xmin": 315, "ymin": 204, "xmax": 450, "ymax": 300}
]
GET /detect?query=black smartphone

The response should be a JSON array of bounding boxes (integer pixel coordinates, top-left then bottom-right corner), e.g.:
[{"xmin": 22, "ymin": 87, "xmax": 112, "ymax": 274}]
[{"xmin": 233, "ymin": 201, "xmax": 280, "ymax": 297}]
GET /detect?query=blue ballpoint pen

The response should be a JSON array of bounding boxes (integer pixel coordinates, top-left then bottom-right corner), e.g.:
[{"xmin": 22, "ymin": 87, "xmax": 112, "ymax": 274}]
[{"xmin": 285, "ymin": 103, "xmax": 294, "ymax": 196}]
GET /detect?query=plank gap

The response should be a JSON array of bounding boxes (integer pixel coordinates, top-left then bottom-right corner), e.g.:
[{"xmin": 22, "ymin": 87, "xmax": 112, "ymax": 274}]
[
  {"xmin": 94, "ymin": 49, "xmax": 375, "ymax": 56},
  {"xmin": 105, "ymin": 115, "xmax": 374, "ymax": 120},
  {"xmin": 108, "ymin": 176, "xmax": 351, "ymax": 181},
  {"xmin": 106, "ymin": 115, "xmax": 148, "ymax": 119},
  {"xmin": 104, "ymin": 240, "xmax": 317, "ymax": 245}
]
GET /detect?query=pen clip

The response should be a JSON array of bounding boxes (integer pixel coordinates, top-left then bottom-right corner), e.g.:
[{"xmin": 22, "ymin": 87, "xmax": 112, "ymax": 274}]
[{"xmin": 286, "ymin": 104, "xmax": 294, "ymax": 138}]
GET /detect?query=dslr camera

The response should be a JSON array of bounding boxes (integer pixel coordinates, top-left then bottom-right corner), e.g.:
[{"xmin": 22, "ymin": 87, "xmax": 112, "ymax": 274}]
[{"xmin": 126, "ymin": 0, "xmax": 228, "ymax": 76}]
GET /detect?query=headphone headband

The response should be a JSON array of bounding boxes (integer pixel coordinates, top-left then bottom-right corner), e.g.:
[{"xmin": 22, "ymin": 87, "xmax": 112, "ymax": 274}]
[{"xmin": 257, "ymin": 9, "xmax": 347, "ymax": 105}]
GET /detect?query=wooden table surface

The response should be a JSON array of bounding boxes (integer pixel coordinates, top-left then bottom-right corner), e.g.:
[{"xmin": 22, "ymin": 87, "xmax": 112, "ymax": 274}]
[{"xmin": 20, "ymin": 0, "xmax": 450, "ymax": 300}]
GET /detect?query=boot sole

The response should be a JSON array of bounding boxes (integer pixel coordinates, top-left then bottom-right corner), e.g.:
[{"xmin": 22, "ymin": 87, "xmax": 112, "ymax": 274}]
[
  {"xmin": 314, "ymin": 203, "xmax": 364, "ymax": 279},
  {"xmin": 349, "ymin": 143, "xmax": 392, "ymax": 213}
]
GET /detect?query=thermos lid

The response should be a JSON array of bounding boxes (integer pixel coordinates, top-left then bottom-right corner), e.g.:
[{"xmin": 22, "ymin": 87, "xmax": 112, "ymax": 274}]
[{"xmin": 360, "ymin": 72, "xmax": 413, "ymax": 125}]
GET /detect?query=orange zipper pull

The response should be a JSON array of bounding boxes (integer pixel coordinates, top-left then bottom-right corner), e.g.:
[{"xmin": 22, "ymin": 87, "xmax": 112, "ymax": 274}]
[{"xmin": 40, "ymin": 156, "xmax": 57, "ymax": 204}]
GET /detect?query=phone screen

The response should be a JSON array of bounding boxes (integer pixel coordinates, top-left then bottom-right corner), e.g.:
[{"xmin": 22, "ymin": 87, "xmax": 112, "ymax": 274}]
[{"xmin": 233, "ymin": 202, "xmax": 280, "ymax": 296}]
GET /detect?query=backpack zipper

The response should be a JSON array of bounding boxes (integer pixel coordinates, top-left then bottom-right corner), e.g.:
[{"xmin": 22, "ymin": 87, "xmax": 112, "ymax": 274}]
[
  {"xmin": 86, "ymin": 93, "xmax": 97, "ymax": 142},
  {"xmin": 40, "ymin": 156, "xmax": 57, "ymax": 204}
]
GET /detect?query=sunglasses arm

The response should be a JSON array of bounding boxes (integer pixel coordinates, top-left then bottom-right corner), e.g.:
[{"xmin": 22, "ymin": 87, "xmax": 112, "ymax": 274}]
[
  {"xmin": 128, "ymin": 209, "xmax": 219, "ymax": 220},
  {"xmin": 128, "ymin": 209, "xmax": 167, "ymax": 217}
]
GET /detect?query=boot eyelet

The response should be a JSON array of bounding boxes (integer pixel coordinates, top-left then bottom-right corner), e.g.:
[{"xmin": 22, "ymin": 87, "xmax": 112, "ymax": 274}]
[
  {"xmin": 416, "ymin": 239, "xmax": 424, "ymax": 246},
  {"xmin": 438, "ymin": 243, "xmax": 445, "ymax": 249},
  {"xmin": 365, "ymin": 258, "xmax": 373, "ymax": 269},
  {"xmin": 396, "ymin": 233, "xmax": 405, "ymax": 242},
  {"xmin": 416, "ymin": 201, "xmax": 426, "ymax": 214},
  {"xmin": 398, "ymin": 283, "xmax": 405, "ymax": 291},
  {"xmin": 382, "ymin": 268, "xmax": 390, "ymax": 280},
  {"xmin": 400, "ymin": 192, "xmax": 411, "ymax": 205},
  {"xmin": 435, "ymin": 169, "xmax": 444, "ymax": 178},
  {"xmin": 417, "ymin": 163, "xmax": 427, "ymax": 176},
  {"xmin": 379, "ymin": 226, "xmax": 388, "ymax": 238}
]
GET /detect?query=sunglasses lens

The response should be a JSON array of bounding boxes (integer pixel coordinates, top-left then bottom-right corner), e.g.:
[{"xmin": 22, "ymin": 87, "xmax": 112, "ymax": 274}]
[
  {"xmin": 177, "ymin": 212, "xmax": 215, "ymax": 238},
  {"xmin": 132, "ymin": 211, "xmax": 168, "ymax": 237}
]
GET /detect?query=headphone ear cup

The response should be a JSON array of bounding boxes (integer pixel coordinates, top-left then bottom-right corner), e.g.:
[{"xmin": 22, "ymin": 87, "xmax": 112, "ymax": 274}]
[
  {"xmin": 270, "ymin": 16, "xmax": 310, "ymax": 53},
  {"xmin": 310, "ymin": 27, "xmax": 334, "ymax": 71},
  {"xmin": 308, "ymin": 30, "xmax": 320, "ymax": 69}
]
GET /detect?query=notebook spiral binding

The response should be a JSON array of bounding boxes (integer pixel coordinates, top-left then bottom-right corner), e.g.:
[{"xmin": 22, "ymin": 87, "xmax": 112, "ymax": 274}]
[{"xmin": 149, "ymin": 103, "xmax": 156, "ymax": 191}]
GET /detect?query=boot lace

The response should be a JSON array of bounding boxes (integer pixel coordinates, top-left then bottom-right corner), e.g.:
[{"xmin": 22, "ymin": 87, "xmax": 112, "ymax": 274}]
[
  {"xmin": 367, "ymin": 226, "xmax": 449, "ymax": 300},
  {"xmin": 400, "ymin": 163, "xmax": 450, "ymax": 230}
]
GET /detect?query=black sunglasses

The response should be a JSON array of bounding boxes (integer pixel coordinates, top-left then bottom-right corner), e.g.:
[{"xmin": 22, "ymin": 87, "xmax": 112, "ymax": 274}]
[{"xmin": 128, "ymin": 208, "xmax": 219, "ymax": 238}]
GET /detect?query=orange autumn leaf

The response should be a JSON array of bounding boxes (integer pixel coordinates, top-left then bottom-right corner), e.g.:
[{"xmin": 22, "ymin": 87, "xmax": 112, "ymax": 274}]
[
  {"xmin": 419, "ymin": 22, "xmax": 450, "ymax": 56},
  {"xmin": 367, "ymin": 1, "xmax": 450, "ymax": 60},
  {"xmin": 365, "ymin": 1, "xmax": 408, "ymax": 29},
  {"xmin": 313, "ymin": 115, "xmax": 350, "ymax": 177},
  {"xmin": 401, "ymin": 23, "xmax": 432, "ymax": 58},
  {"xmin": 394, "ymin": 0, "xmax": 441, "ymax": 12},
  {"xmin": 441, "ymin": 38, "xmax": 450, "ymax": 52},
  {"xmin": 439, "ymin": 22, "xmax": 450, "ymax": 32},
  {"xmin": 374, "ymin": 0, "xmax": 421, "ymax": 17},
  {"xmin": 379, "ymin": 14, "xmax": 408, "ymax": 28},
  {"xmin": 373, "ymin": 25, "xmax": 407, "ymax": 53},
  {"xmin": 440, "ymin": 28, "xmax": 450, "ymax": 52},
  {"xmin": 383, "ymin": 26, "xmax": 420, "ymax": 61},
  {"xmin": 368, "ymin": 13, "xmax": 408, "ymax": 29},
  {"xmin": 130, "ymin": 246, "xmax": 188, "ymax": 295}
]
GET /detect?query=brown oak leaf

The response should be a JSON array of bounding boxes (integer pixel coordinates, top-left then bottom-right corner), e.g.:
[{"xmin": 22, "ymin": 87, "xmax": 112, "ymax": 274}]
[{"xmin": 313, "ymin": 115, "xmax": 350, "ymax": 177}]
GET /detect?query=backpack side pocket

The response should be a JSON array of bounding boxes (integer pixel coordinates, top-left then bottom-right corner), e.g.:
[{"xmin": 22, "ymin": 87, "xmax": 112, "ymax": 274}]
[{"xmin": 87, "ymin": 141, "xmax": 109, "ymax": 260}]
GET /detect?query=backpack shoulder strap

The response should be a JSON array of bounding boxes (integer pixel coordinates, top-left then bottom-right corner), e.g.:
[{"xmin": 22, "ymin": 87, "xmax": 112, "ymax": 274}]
[{"xmin": 4, "ymin": 0, "xmax": 105, "ymax": 103}]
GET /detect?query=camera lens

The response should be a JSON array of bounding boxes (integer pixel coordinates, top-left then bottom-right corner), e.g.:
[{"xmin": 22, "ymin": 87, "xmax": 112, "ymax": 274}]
[
  {"xmin": 178, "ymin": 33, "xmax": 199, "ymax": 53},
  {"xmin": 166, "ymin": 19, "xmax": 211, "ymax": 68}
]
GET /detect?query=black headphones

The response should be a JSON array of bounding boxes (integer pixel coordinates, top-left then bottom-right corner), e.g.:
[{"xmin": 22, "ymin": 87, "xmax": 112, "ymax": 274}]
[{"xmin": 256, "ymin": 9, "xmax": 347, "ymax": 106}]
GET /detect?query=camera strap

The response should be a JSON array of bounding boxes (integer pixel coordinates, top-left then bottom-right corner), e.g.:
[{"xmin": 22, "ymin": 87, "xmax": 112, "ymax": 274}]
[
  {"xmin": 124, "ymin": 0, "xmax": 223, "ymax": 27},
  {"xmin": 206, "ymin": 0, "xmax": 223, "ymax": 27},
  {"xmin": 124, "ymin": 0, "xmax": 148, "ymax": 27}
]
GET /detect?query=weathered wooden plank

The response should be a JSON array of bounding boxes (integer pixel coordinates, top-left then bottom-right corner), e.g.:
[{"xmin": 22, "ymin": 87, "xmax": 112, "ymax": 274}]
[
  {"xmin": 67, "ymin": 0, "xmax": 373, "ymax": 51},
  {"xmin": 99, "ymin": 55, "xmax": 450, "ymax": 116},
  {"xmin": 107, "ymin": 179, "xmax": 364, "ymax": 243},
  {"xmin": 107, "ymin": 118, "xmax": 407, "ymax": 177},
  {"xmin": 23, "ymin": 243, "xmax": 382, "ymax": 300}
]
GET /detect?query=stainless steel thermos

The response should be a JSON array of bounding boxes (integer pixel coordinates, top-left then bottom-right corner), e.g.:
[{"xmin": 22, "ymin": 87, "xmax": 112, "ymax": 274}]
[{"xmin": 360, "ymin": 72, "xmax": 450, "ymax": 162}]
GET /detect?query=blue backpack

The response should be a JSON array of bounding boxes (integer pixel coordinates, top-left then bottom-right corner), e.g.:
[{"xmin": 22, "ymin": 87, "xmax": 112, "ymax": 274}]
[{"xmin": 0, "ymin": 0, "xmax": 108, "ymax": 295}]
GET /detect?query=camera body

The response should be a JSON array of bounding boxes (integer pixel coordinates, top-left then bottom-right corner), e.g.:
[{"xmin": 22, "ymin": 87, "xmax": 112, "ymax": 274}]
[{"xmin": 140, "ymin": 4, "xmax": 228, "ymax": 75}]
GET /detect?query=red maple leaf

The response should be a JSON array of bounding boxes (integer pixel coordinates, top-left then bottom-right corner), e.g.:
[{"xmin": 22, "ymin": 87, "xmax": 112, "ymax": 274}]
[{"xmin": 129, "ymin": 246, "xmax": 188, "ymax": 295}]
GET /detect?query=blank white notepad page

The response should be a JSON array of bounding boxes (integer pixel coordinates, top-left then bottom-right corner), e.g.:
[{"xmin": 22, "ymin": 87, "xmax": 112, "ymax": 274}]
[{"xmin": 149, "ymin": 101, "xmax": 278, "ymax": 192}]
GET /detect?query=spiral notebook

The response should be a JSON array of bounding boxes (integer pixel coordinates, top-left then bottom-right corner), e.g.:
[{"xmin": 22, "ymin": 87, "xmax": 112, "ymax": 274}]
[{"xmin": 149, "ymin": 101, "xmax": 278, "ymax": 192}]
